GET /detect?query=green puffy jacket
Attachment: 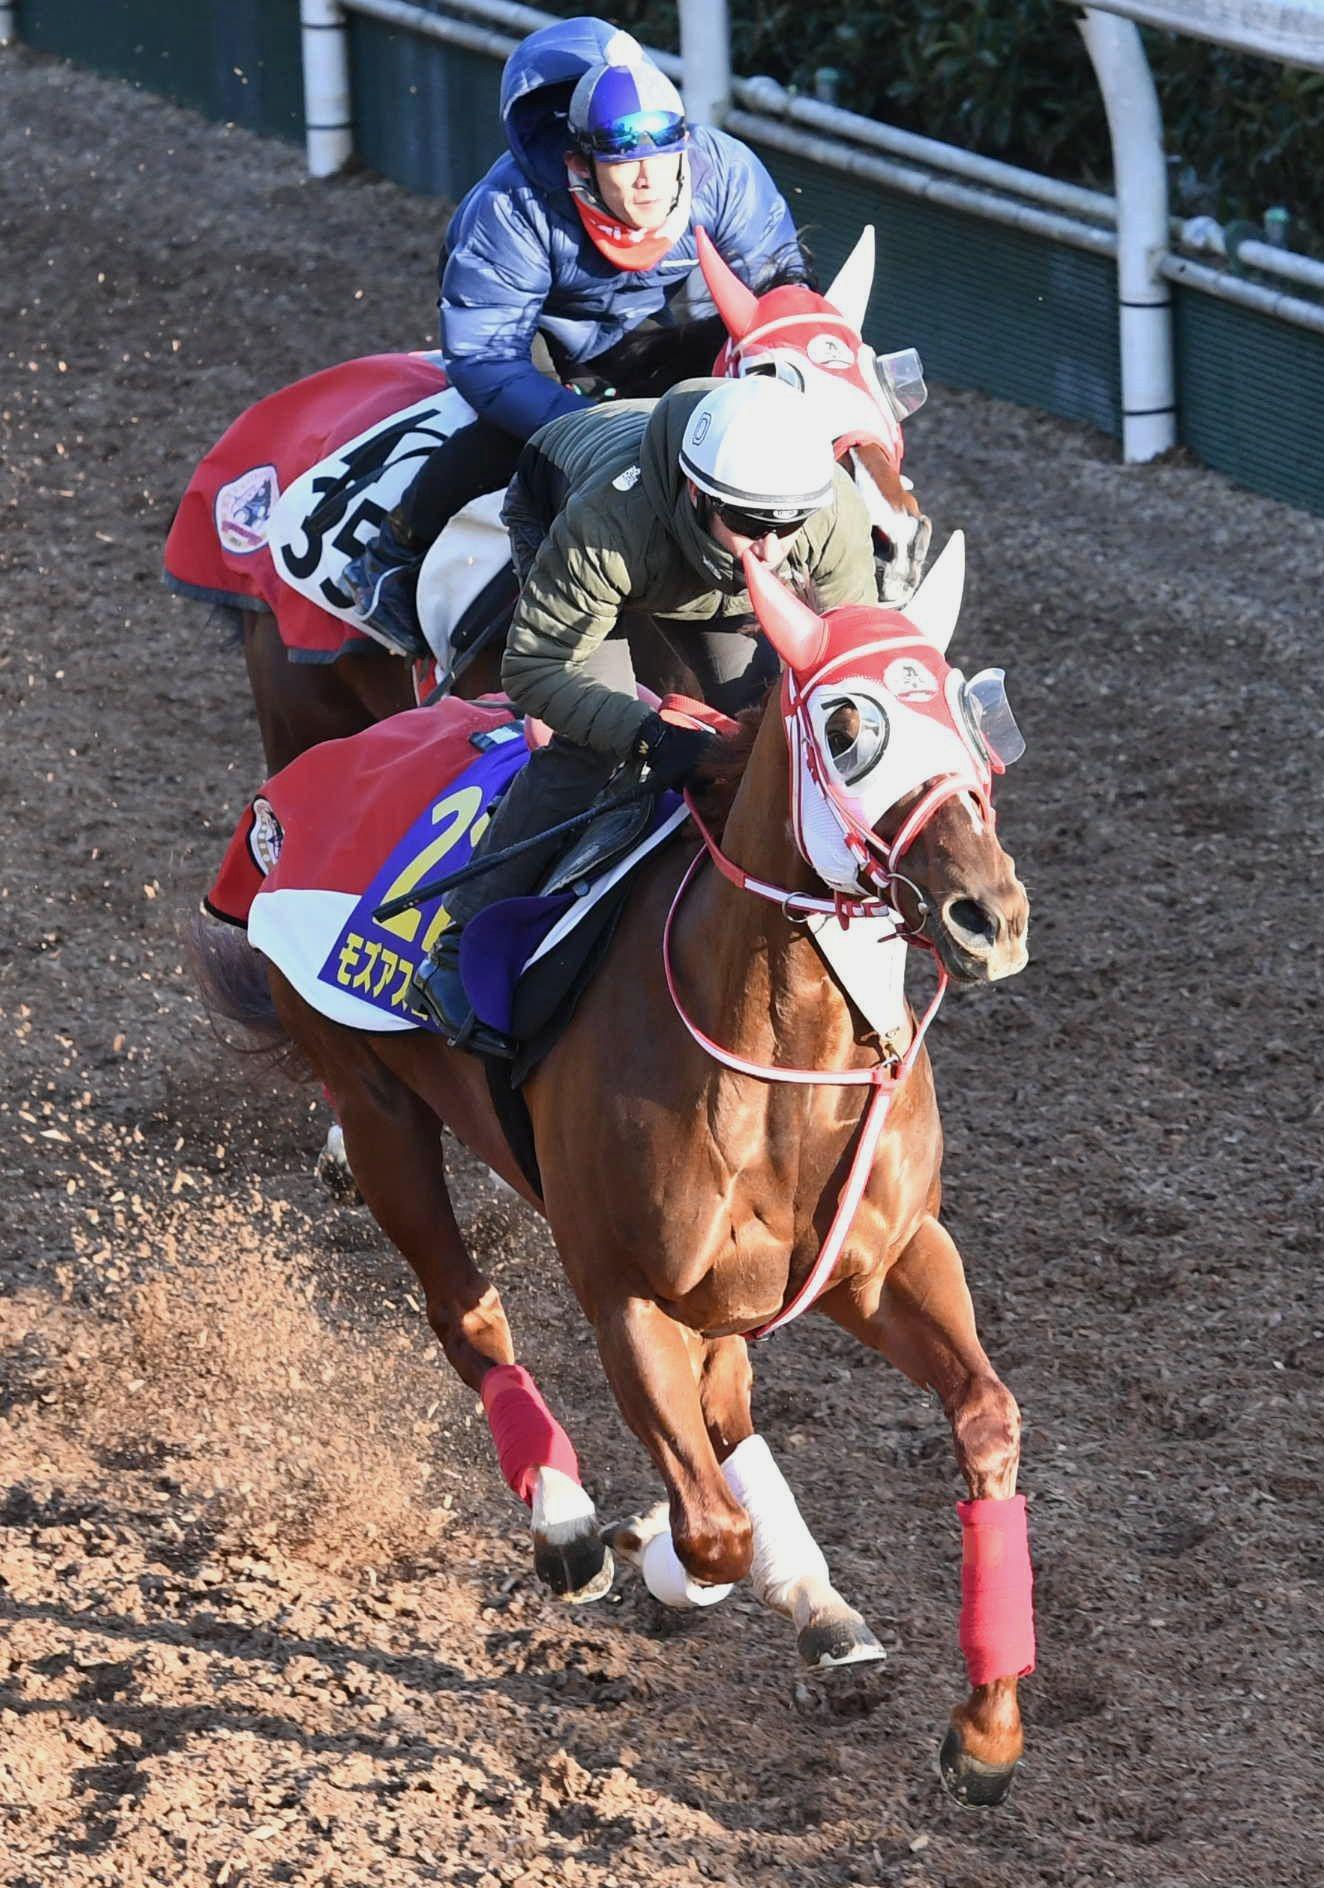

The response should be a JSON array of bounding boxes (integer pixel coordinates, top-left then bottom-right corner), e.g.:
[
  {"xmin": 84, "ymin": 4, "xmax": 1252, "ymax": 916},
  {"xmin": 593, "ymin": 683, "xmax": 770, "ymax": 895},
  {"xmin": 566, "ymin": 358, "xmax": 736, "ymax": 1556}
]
[{"xmin": 502, "ymin": 377, "xmax": 879, "ymax": 758}]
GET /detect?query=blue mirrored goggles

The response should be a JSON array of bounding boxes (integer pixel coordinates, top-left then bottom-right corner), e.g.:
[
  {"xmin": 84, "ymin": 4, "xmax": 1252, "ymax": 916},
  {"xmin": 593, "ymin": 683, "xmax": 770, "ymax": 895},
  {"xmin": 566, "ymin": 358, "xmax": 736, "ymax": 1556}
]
[{"xmin": 584, "ymin": 110, "xmax": 689, "ymax": 159}]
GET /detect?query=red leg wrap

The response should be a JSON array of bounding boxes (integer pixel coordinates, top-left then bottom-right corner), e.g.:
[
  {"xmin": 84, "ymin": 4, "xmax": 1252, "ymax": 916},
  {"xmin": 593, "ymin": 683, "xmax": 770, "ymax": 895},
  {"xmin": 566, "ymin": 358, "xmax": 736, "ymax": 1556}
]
[
  {"xmin": 480, "ymin": 1364, "xmax": 580, "ymax": 1507},
  {"xmin": 957, "ymin": 1494, "xmax": 1036, "ymax": 1685}
]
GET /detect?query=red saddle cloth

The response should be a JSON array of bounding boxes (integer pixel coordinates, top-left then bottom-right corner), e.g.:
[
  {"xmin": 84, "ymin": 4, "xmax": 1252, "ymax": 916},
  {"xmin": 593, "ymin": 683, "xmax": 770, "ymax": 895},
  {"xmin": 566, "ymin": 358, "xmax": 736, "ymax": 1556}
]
[
  {"xmin": 207, "ymin": 696, "xmax": 514, "ymax": 927},
  {"xmin": 164, "ymin": 352, "xmax": 449, "ymax": 659}
]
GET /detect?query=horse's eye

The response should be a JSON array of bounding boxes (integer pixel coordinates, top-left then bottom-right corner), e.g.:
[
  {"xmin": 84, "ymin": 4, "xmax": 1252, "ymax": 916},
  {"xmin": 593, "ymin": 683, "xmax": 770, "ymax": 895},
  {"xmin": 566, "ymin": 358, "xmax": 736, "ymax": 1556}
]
[
  {"xmin": 825, "ymin": 702, "xmax": 860, "ymax": 759},
  {"xmin": 820, "ymin": 695, "xmax": 887, "ymax": 784}
]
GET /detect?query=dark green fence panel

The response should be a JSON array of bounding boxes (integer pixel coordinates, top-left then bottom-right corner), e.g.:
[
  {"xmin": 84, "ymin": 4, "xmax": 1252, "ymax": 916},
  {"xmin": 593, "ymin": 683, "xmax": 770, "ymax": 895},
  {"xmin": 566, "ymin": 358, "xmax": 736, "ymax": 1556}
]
[
  {"xmin": 17, "ymin": 0, "xmax": 304, "ymax": 142},
  {"xmin": 747, "ymin": 143, "xmax": 1122, "ymax": 440},
  {"xmin": 1175, "ymin": 288, "xmax": 1324, "ymax": 515},
  {"xmin": 347, "ymin": 15, "xmax": 504, "ymax": 203}
]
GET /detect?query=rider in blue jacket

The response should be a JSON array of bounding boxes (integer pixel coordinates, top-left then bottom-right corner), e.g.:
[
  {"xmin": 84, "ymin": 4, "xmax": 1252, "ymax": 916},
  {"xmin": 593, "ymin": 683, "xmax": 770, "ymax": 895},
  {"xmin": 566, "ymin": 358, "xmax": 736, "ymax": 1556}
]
[{"xmin": 343, "ymin": 15, "xmax": 808, "ymax": 655}]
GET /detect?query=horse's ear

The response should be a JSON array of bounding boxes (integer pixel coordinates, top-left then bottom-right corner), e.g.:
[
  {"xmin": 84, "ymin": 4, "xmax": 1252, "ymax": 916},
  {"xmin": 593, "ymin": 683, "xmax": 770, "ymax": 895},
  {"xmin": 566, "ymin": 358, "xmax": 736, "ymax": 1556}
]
[
  {"xmin": 902, "ymin": 528, "xmax": 965, "ymax": 655},
  {"xmin": 825, "ymin": 226, "xmax": 876, "ymax": 333},
  {"xmin": 696, "ymin": 226, "xmax": 758, "ymax": 341},
  {"xmin": 742, "ymin": 551, "xmax": 829, "ymax": 671}
]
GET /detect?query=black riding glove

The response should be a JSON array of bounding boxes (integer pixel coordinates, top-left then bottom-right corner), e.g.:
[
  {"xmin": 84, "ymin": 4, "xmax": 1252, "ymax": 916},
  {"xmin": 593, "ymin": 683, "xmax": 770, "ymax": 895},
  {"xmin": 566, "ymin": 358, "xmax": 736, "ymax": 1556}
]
[{"xmin": 633, "ymin": 712, "xmax": 719, "ymax": 789}]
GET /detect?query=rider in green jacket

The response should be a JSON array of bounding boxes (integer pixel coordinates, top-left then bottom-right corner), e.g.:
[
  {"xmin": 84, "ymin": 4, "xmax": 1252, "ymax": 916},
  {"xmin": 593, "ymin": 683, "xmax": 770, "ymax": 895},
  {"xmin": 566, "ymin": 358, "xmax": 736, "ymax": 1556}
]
[{"xmin": 415, "ymin": 374, "xmax": 879, "ymax": 1054}]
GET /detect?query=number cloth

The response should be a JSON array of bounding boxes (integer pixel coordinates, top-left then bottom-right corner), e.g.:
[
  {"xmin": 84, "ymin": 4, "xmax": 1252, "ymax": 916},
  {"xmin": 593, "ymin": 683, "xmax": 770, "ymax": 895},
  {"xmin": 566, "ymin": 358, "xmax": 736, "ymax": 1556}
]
[{"xmin": 163, "ymin": 354, "xmax": 449, "ymax": 659}]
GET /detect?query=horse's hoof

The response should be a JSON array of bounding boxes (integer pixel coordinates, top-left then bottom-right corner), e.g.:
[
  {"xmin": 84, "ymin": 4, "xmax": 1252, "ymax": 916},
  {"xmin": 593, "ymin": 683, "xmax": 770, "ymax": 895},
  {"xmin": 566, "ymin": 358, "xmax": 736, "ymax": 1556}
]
[
  {"xmin": 797, "ymin": 1613, "xmax": 887, "ymax": 1671},
  {"xmin": 534, "ymin": 1532, "xmax": 614, "ymax": 1605},
  {"xmin": 938, "ymin": 1727, "xmax": 1019, "ymax": 1808},
  {"xmin": 314, "ymin": 1126, "xmax": 362, "ymax": 1204}
]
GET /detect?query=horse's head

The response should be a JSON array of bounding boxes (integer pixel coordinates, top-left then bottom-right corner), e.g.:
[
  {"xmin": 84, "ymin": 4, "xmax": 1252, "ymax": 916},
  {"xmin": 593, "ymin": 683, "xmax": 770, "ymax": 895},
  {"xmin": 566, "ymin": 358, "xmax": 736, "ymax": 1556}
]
[
  {"xmin": 701, "ymin": 226, "xmax": 932, "ymax": 606},
  {"xmin": 741, "ymin": 538, "xmax": 1029, "ymax": 984}
]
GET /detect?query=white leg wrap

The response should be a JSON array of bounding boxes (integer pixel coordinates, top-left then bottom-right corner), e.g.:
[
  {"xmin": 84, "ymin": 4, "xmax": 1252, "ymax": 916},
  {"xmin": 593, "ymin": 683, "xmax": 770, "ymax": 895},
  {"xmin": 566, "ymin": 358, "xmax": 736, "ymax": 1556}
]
[
  {"xmin": 531, "ymin": 1466, "xmax": 596, "ymax": 1540},
  {"xmin": 721, "ymin": 1434, "xmax": 835, "ymax": 1624},
  {"xmin": 639, "ymin": 1530, "xmax": 734, "ymax": 1609}
]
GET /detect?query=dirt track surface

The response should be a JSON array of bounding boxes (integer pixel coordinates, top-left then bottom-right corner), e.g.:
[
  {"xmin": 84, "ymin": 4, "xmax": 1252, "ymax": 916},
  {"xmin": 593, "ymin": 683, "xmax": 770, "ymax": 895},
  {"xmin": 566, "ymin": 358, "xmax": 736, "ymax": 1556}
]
[{"xmin": 2, "ymin": 45, "xmax": 1321, "ymax": 1888}]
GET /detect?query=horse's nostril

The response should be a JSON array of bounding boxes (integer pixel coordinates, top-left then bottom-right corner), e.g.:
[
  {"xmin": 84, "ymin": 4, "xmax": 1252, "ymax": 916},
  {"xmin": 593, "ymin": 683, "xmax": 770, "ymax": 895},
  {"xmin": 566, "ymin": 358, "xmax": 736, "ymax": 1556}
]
[{"xmin": 945, "ymin": 897, "xmax": 998, "ymax": 952}]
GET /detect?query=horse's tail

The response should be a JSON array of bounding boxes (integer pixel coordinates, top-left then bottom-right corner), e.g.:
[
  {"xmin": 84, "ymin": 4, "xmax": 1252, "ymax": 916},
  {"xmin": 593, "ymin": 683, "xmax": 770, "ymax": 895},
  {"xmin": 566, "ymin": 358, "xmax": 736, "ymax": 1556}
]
[{"xmin": 187, "ymin": 912, "xmax": 313, "ymax": 1080}]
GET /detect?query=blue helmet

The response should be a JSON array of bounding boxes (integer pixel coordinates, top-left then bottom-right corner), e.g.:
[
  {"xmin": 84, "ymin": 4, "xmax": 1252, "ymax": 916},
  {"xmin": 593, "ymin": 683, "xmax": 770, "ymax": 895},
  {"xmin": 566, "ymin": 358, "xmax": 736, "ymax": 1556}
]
[{"xmin": 568, "ymin": 33, "xmax": 688, "ymax": 163}]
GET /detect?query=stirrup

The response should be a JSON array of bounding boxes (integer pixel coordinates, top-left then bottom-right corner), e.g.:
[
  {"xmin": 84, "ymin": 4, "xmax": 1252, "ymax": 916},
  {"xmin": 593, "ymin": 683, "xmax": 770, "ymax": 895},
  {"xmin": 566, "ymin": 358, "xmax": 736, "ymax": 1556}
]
[
  {"xmin": 446, "ymin": 1007, "xmax": 518, "ymax": 1062},
  {"xmin": 411, "ymin": 953, "xmax": 517, "ymax": 1060}
]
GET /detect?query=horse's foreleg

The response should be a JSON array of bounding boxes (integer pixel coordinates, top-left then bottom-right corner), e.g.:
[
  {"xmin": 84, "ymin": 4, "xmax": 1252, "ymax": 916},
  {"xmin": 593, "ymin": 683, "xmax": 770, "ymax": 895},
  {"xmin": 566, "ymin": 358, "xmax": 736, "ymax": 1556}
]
[
  {"xmin": 595, "ymin": 1296, "xmax": 751, "ymax": 1604},
  {"xmin": 333, "ymin": 1067, "xmax": 610, "ymax": 1601},
  {"xmin": 695, "ymin": 1338, "xmax": 886, "ymax": 1672},
  {"xmin": 820, "ymin": 1214, "xmax": 1031, "ymax": 1806}
]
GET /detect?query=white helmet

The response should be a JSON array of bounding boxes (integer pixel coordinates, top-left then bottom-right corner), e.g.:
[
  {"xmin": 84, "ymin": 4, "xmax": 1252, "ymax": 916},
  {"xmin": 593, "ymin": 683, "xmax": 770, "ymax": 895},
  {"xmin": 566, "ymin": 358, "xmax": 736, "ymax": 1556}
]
[{"xmin": 679, "ymin": 379, "xmax": 838, "ymax": 524}]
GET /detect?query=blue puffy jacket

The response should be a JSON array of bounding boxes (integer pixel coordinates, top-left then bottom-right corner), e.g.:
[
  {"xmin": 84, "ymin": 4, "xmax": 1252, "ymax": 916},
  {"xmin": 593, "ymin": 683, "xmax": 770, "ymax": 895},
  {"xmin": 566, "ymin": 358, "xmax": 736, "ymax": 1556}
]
[{"xmin": 438, "ymin": 16, "xmax": 805, "ymax": 442}]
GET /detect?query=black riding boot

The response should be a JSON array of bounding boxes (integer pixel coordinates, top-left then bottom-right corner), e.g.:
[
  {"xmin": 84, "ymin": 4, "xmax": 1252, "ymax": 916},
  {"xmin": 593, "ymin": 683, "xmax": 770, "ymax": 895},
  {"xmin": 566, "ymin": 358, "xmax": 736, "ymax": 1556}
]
[{"xmin": 341, "ymin": 506, "xmax": 430, "ymax": 656}]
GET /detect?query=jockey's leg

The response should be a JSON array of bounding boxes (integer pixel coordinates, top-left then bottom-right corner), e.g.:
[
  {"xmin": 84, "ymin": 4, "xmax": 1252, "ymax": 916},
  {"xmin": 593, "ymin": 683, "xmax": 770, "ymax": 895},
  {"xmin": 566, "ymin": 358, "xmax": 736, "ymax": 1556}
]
[
  {"xmin": 413, "ymin": 633, "xmax": 635, "ymax": 1050},
  {"xmin": 396, "ymin": 417, "xmax": 524, "ymax": 543},
  {"xmin": 344, "ymin": 419, "xmax": 524, "ymax": 656},
  {"xmin": 818, "ymin": 1214, "xmax": 1030, "ymax": 1805},
  {"xmin": 592, "ymin": 1295, "xmax": 749, "ymax": 1604},
  {"xmin": 657, "ymin": 620, "xmax": 779, "ymax": 718}
]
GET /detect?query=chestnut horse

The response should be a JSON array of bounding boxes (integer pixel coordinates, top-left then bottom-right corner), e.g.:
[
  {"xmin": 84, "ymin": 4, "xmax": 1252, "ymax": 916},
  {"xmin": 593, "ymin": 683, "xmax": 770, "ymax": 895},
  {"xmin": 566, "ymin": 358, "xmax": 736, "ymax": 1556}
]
[
  {"xmin": 167, "ymin": 228, "xmax": 927, "ymax": 775},
  {"xmin": 194, "ymin": 533, "xmax": 1033, "ymax": 1803}
]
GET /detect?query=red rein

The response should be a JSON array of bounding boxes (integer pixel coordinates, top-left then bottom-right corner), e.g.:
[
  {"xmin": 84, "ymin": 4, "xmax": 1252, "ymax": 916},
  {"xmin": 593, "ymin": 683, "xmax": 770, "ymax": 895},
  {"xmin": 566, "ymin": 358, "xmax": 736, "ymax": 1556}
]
[
  {"xmin": 957, "ymin": 1495, "xmax": 1036, "ymax": 1685},
  {"xmin": 480, "ymin": 1364, "xmax": 580, "ymax": 1506}
]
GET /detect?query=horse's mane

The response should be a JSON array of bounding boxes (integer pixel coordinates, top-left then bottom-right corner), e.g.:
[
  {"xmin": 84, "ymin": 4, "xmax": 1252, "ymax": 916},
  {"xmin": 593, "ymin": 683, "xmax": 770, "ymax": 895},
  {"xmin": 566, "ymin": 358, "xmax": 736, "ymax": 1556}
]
[
  {"xmin": 689, "ymin": 686, "xmax": 774, "ymax": 840},
  {"xmin": 604, "ymin": 254, "xmax": 820, "ymax": 399}
]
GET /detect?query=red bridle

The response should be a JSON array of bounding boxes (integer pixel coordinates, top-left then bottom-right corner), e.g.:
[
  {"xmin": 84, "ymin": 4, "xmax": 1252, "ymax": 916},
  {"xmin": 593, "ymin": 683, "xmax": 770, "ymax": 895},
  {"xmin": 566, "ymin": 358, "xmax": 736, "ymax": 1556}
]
[{"xmin": 661, "ymin": 756, "xmax": 964, "ymax": 1340}]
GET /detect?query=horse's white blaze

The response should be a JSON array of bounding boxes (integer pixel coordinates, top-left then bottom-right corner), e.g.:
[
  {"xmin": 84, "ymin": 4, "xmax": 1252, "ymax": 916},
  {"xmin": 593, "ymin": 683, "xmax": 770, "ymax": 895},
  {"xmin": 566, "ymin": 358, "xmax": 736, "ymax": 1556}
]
[
  {"xmin": 956, "ymin": 789, "xmax": 986, "ymax": 837},
  {"xmin": 530, "ymin": 1465, "xmax": 596, "ymax": 1542},
  {"xmin": 853, "ymin": 452, "xmax": 914, "ymax": 545}
]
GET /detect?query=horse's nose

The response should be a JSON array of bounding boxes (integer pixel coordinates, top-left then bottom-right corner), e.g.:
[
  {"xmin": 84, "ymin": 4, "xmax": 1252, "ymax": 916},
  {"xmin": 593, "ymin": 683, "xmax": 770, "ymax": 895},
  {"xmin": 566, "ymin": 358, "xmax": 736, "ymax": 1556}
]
[
  {"xmin": 940, "ymin": 893, "xmax": 1028, "ymax": 980},
  {"xmin": 943, "ymin": 895, "xmax": 1000, "ymax": 956}
]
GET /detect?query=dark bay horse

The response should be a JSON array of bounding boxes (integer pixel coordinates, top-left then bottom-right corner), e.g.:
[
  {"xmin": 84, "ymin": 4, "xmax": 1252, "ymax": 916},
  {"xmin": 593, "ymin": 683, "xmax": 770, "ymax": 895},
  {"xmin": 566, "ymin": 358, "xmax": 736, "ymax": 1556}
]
[
  {"xmin": 167, "ymin": 228, "xmax": 928, "ymax": 776},
  {"xmin": 194, "ymin": 535, "xmax": 1033, "ymax": 1804}
]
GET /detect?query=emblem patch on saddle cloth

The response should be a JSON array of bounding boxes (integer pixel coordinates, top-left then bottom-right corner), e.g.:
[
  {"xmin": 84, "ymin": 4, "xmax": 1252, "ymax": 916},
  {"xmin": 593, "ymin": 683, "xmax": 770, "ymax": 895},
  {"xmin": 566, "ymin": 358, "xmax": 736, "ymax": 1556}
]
[
  {"xmin": 216, "ymin": 464, "xmax": 279, "ymax": 554},
  {"xmin": 247, "ymin": 797, "xmax": 283, "ymax": 874},
  {"xmin": 312, "ymin": 728, "xmax": 528, "ymax": 1029}
]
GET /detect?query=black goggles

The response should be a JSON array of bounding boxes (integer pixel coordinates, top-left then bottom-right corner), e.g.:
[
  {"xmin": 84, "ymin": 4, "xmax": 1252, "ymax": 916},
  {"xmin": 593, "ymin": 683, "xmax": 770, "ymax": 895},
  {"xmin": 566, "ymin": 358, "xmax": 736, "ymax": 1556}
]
[
  {"xmin": 585, "ymin": 110, "xmax": 688, "ymax": 157},
  {"xmin": 710, "ymin": 499, "xmax": 813, "ymax": 541}
]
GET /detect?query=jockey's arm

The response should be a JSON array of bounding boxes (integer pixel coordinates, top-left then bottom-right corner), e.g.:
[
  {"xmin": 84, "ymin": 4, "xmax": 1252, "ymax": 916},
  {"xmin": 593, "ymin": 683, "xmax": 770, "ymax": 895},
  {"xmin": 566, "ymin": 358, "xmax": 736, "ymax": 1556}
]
[
  {"xmin": 439, "ymin": 210, "xmax": 587, "ymax": 442},
  {"xmin": 501, "ymin": 498, "xmax": 652, "ymax": 760}
]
